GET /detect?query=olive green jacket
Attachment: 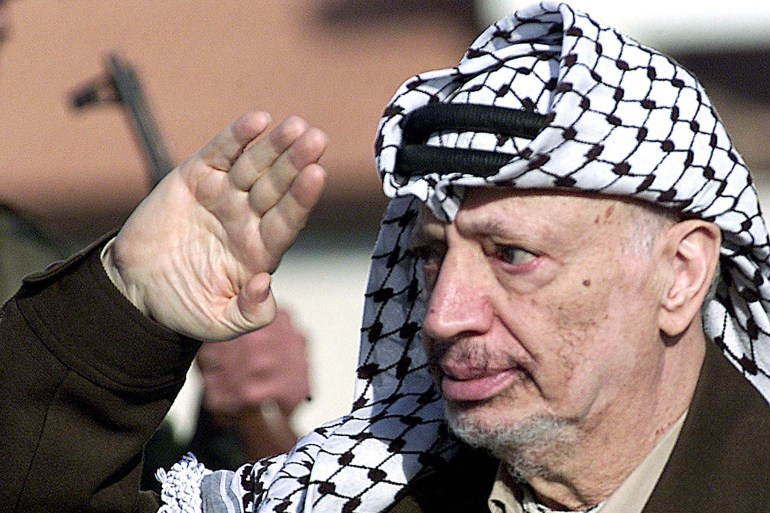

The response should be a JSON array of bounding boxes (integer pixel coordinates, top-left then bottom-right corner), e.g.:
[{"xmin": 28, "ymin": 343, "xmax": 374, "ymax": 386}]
[{"xmin": 0, "ymin": 236, "xmax": 200, "ymax": 513}]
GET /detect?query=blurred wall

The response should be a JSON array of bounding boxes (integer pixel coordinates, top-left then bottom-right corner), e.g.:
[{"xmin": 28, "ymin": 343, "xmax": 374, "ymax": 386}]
[{"xmin": 0, "ymin": 0, "xmax": 477, "ymax": 237}]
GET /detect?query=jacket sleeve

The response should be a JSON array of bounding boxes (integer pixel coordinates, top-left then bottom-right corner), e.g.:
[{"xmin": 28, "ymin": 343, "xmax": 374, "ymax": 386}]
[{"xmin": 0, "ymin": 236, "xmax": 202, "ymax": 513}]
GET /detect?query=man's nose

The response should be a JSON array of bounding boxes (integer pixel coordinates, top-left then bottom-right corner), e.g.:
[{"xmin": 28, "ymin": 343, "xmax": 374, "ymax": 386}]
[{"xmin": 422, "ymin": 247, "xmax": 493, "ymax": 341}]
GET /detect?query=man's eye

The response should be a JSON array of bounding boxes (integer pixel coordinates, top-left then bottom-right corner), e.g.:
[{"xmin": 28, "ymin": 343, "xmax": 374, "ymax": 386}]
[
  {"xmin": 495, "ymin": 245, "xmax": 537, "ymax": 265},
  {"xmin": 410, "ymin": 243, "xmax": 445, "ymax": 292},
  {"xmin": 411, "ymin": 244, "xmax": 445, "ymax": 267}
]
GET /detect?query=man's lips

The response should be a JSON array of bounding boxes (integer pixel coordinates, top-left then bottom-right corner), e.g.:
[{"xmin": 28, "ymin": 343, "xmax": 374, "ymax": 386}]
[{"xmin": 439, "ymin": 364, "xmax": 520, "ymax": 402}]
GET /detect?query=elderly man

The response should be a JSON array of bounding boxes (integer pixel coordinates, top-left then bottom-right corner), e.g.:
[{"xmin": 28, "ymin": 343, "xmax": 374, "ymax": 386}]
[{"xmin": 1, "ymin": 2, "xmax": 769, "ymax": 513}]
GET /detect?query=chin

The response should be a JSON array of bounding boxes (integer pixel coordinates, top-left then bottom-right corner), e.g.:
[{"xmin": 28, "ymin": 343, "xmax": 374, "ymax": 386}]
[{"xmin": 446, "ymin": 402, "xmax": 577, "ymax": 480}]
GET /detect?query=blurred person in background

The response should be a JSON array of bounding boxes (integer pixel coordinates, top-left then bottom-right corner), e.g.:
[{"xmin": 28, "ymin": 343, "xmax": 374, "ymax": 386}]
[
  {"xmin": 195, "ymin": 309, "xmax": 310, "ymax": 463},
  {"xmin": 0, "ymin": 0, "xmax": 67, "ymax": 301}
]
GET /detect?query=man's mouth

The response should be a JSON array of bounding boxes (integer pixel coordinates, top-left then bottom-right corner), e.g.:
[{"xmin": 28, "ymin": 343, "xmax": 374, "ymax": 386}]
[{"xmin": 439, "ymin": 364, "xmax": 521, "ymax": 402}]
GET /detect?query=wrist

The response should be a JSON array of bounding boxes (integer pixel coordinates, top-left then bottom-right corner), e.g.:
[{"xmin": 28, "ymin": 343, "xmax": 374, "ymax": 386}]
[{"xmin": 100, "ymin": 237, "xmax": 149, "ymax": 316}]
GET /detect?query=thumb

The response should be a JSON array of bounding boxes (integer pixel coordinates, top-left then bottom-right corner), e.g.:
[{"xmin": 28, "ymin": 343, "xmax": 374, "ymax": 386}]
[{"xmin": 233, "ymin": 272, "xmax": 277, "ymax": 332}]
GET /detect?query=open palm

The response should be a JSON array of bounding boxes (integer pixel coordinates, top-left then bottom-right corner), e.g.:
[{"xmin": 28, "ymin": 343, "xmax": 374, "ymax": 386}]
[{"xmin": 106, "ymin": 112, "xmax": 327, "ymax": 341}]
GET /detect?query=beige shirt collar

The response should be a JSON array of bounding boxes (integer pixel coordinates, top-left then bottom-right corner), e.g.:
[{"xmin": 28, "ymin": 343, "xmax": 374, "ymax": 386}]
[{"xmin": 488, "ymin": 413, "xmax": 687, "ymax": 513}]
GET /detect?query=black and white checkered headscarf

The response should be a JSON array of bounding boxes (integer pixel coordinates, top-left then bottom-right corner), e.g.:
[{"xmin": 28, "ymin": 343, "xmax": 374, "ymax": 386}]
[{"xmin": 159, "ymin": 2, "xmax": 770, "ymax": 512}]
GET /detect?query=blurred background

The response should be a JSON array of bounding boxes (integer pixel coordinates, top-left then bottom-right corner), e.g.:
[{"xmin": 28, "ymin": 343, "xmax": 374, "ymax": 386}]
[{"xmin": 2, "ymin": 0, "xmax": 770, "ymax": 441}]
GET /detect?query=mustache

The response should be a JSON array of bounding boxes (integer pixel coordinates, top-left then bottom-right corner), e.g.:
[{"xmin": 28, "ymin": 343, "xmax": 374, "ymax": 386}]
[{"xmin": 426, "ymin": 337, "xmax": 520, "ymax": 373}]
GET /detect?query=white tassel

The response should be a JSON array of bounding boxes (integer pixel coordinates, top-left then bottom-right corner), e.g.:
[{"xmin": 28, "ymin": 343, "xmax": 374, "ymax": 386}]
[{"xmin": 157, "ymin": 453, "xmax": 211, "ymax": 513}]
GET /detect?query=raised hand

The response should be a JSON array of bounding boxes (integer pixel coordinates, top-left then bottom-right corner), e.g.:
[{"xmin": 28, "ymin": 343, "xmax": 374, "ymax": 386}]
[{"xmin": 103, "ymin": 112, "xmax": 327, "ymax": 341}]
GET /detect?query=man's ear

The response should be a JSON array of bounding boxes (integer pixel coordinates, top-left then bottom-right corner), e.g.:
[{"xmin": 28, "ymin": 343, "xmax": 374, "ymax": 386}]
[{"xmin": 658, "ymin": 219, "xmax": 721, "ymax": 337}]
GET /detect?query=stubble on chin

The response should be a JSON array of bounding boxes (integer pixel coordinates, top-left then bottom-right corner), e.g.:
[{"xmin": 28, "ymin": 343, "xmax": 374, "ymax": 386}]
[{"xmin": 446, "ymin": 403, "xmax": 578, "ymax": 481}]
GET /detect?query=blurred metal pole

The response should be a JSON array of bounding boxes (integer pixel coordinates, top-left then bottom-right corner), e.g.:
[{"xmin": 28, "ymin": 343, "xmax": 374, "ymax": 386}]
[{"xmin": 71, "ymin": 52, "xmax": 175, "ymax": 186}]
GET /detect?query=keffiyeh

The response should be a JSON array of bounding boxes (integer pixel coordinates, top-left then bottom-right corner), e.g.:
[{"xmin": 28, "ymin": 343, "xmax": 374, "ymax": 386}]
[{"xmin": 160, "ymin": 2, "xmax": 770, "ymax": 512}]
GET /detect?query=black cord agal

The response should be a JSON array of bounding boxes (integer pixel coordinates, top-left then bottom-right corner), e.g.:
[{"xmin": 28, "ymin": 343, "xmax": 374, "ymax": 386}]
[{"xmin": 394, "ymin": 103, "xmax": 548, "ymax": 180}]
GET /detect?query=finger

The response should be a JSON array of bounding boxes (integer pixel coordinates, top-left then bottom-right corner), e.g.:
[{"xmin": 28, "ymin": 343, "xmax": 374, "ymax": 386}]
[
  {"xmin": 259, "ymin": 163, "xmax": 326, "ymax": 250},
  {"xmin": 247, "ymin": 126, "xmax": 328, "ymax": 215},
  {"xmin": 232, "ymin": 272, "xmax": 278, "ymax": 330},
  {"xmin": 229, "ymin": 116, "xmax": 310, "ymax": 191},
  {"xmin": 197, "ymin": 111, "xmax": 272, "ymax": 171},
  {"xmin": 276, "ymin": 165, "xmax": 326, "ymax": 234}
]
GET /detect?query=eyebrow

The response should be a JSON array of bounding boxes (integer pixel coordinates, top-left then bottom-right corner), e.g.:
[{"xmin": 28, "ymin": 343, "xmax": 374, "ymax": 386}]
[
  {"xmin": 455, "ymin": 207, "xmax": 535, "ymax": 242},
  {"xmin": 462, "ymin": 217, "xmax": 509, "ymax": 237}
]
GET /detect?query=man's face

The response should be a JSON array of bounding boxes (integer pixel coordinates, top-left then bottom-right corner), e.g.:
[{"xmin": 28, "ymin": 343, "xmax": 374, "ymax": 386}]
[{"xmin": 416, "ymin": 188, "xmax": 671, "ymax": 451}]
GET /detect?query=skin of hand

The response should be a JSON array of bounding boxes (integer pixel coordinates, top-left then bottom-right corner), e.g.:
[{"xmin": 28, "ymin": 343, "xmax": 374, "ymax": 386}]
[
  {"xmin": 196, "ymin": 308, "xmax": 311, "ymax": 418},
  {"xmin": 102, "ymin": 111, "xmax": 327, "ymax": 341}
]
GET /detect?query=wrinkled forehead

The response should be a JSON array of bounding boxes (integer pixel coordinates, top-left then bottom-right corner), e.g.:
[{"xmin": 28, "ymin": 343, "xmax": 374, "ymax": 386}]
[{"xmin": 413, "ymin": 186, "xmax": 672, "ymax": 239}]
